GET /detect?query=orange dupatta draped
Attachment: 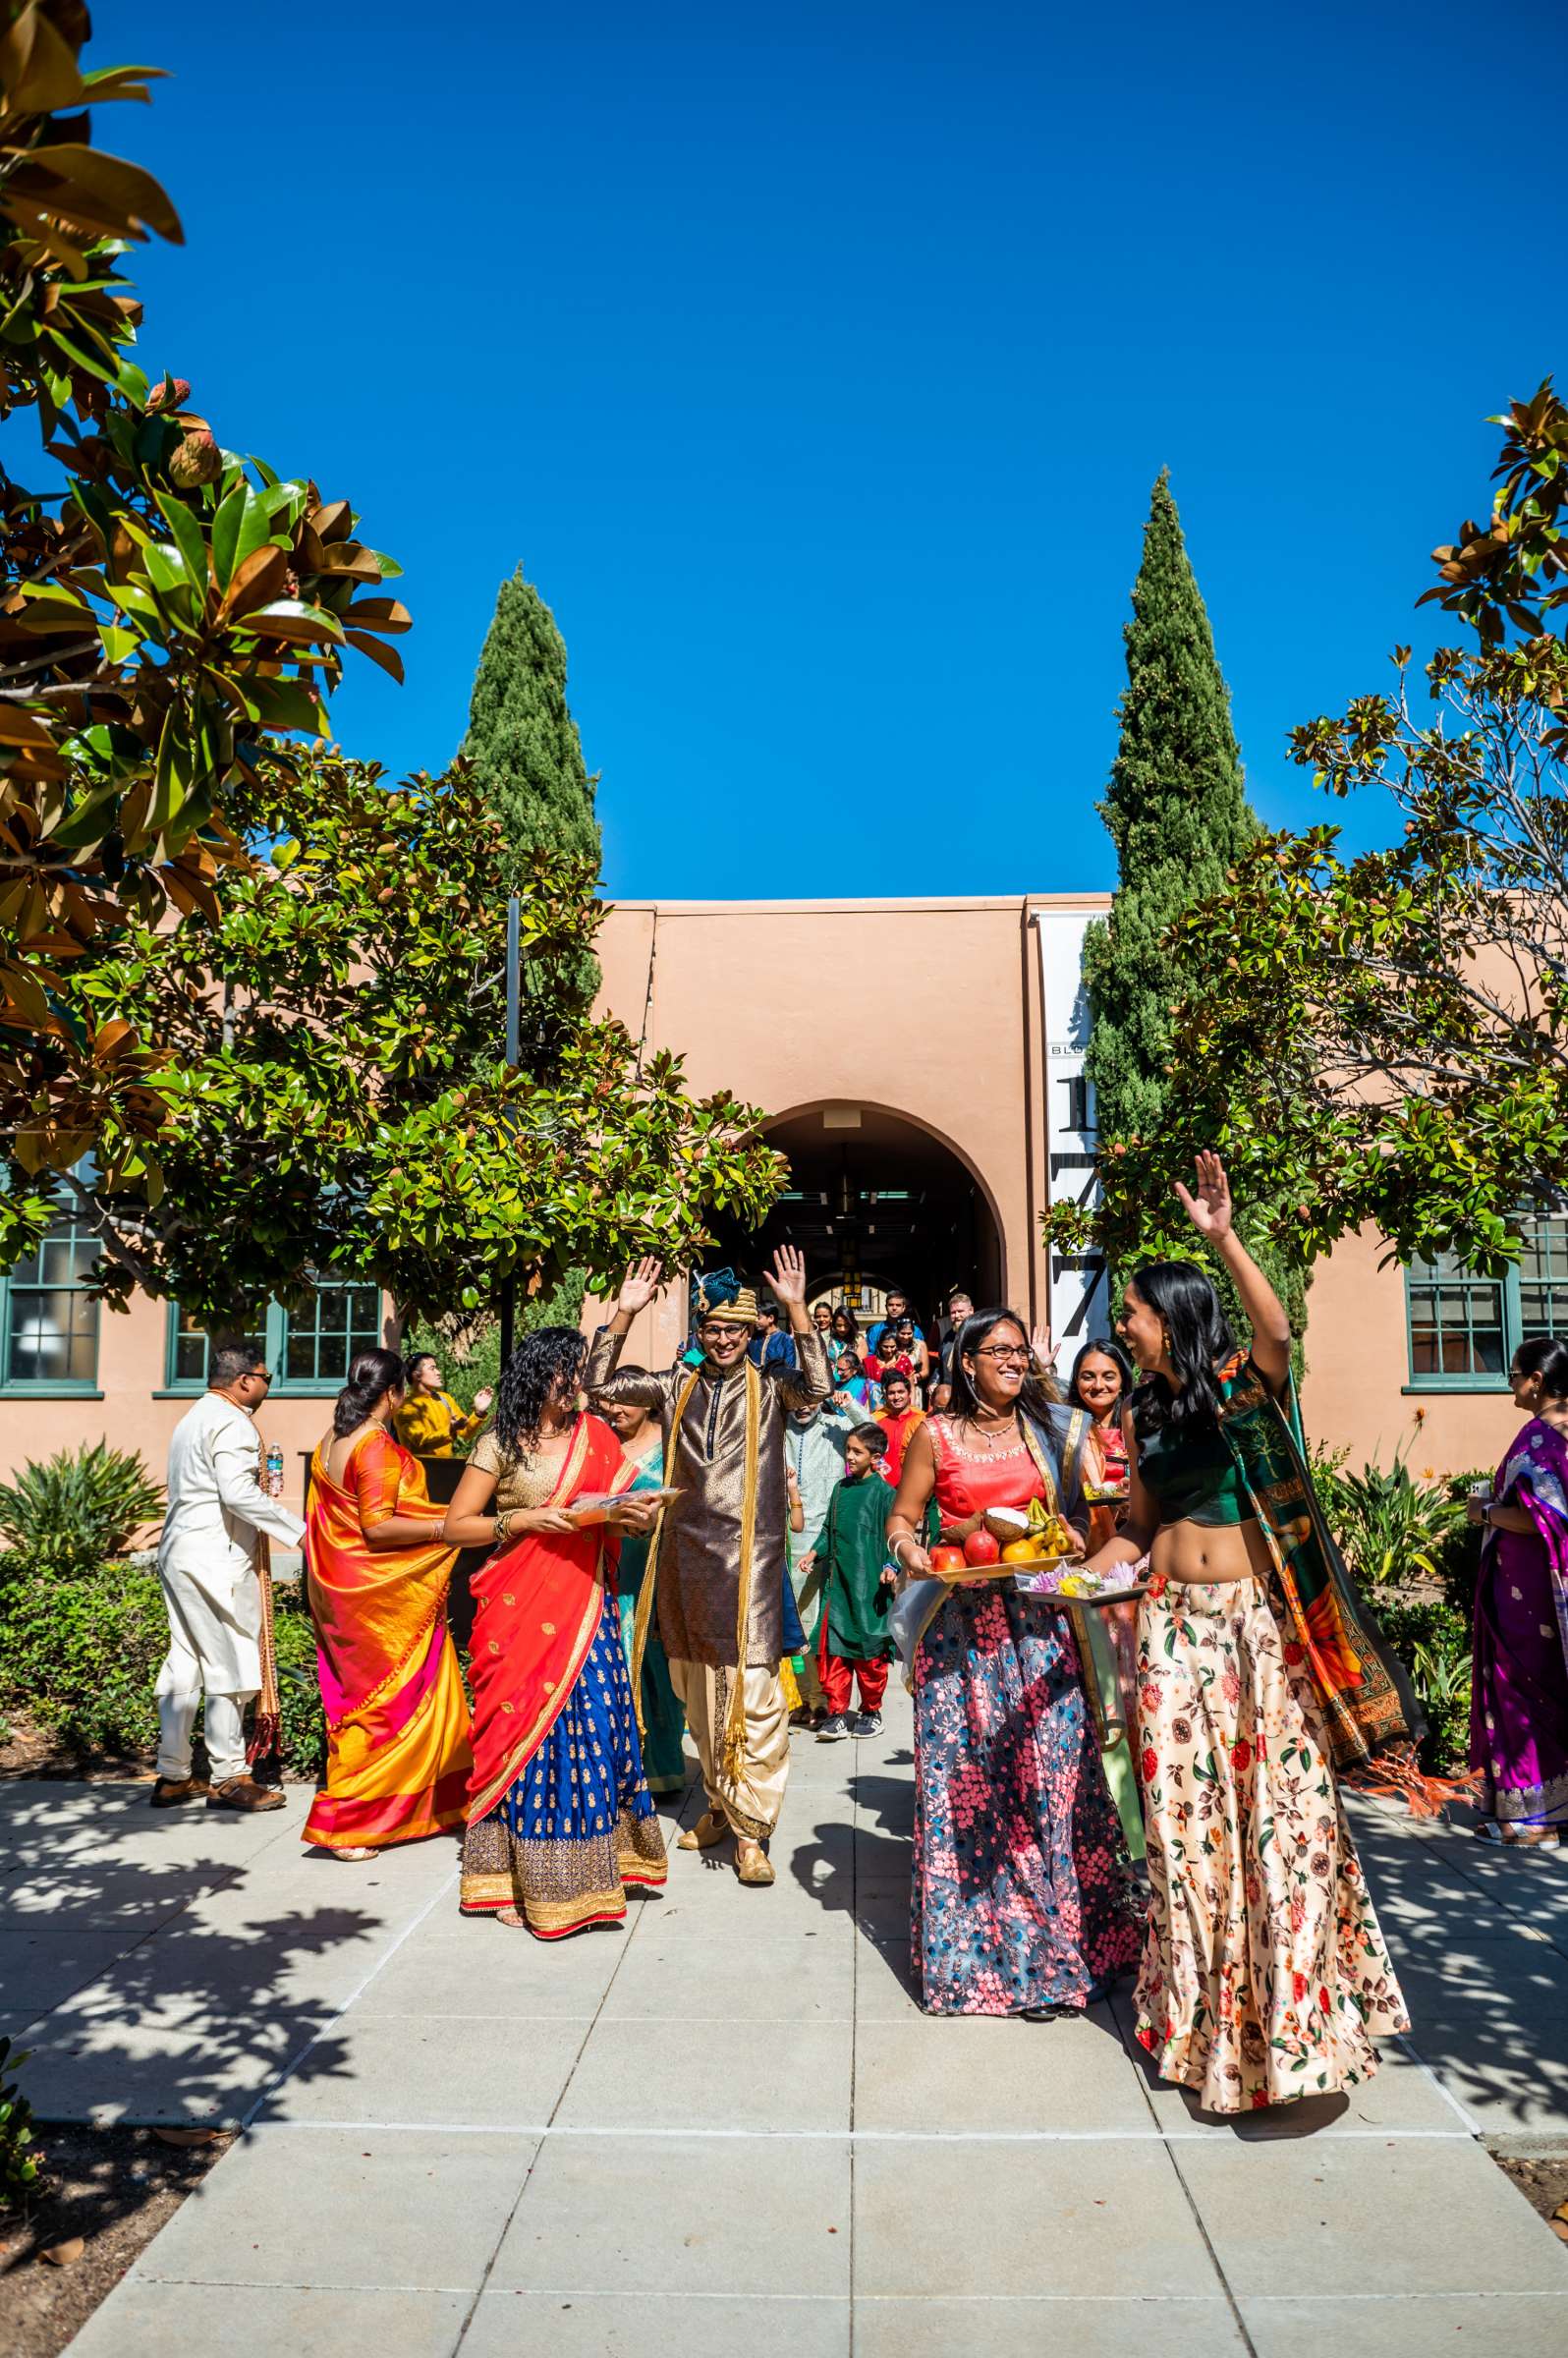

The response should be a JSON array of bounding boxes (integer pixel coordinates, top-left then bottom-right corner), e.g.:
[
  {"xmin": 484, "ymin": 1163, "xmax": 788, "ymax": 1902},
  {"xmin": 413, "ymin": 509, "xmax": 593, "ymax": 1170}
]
[
  {"xmin": 466, "ymin": 1413, "xmax": 639, "ymax": 1825},
  {"xmin": 304, "ymin": 1428, "xmax": 473, "ymax": 1850}
]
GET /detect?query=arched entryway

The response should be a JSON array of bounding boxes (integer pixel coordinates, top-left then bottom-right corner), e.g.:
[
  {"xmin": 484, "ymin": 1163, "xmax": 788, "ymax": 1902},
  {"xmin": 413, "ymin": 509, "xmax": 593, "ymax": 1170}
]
[{"xmin": 707, "ymin": 1101, "xmax": 1005, "ymax": 1335}]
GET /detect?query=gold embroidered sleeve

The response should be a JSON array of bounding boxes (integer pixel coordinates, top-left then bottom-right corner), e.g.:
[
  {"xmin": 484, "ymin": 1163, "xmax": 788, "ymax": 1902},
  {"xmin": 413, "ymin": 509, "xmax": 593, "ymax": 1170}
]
[{"xmin": 779, "ymin": 1327, "xmax": 831, "ymax": 1411}]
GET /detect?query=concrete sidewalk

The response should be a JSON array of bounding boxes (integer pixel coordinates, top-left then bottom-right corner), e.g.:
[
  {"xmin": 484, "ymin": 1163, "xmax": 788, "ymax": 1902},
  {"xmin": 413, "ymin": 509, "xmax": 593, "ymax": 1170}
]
[{"xmin": 4, "ymin": 1683, "xmax": 1568, "ymax": 2356}]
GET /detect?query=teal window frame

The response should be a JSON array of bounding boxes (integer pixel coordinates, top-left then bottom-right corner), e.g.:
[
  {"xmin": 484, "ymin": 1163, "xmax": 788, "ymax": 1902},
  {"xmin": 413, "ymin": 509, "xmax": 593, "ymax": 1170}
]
[
  {"xmin": 1404, "ymin": 1213, "xmax": 1568, "ymax": 1392},
  {"xmin": 0, "ymin": 1166, "xmax": 102, "ymax": 1397},
  {"xmin": 161, "ymin": 1284, "xmax": 385, "ymax": 1399}
]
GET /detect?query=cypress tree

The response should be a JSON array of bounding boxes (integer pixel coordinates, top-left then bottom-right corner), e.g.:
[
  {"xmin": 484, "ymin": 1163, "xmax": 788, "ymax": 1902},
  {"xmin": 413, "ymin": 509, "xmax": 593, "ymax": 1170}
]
[
  {"xmin": 462, "ymin": 564, "xmax": 601, "ymax": 1012},
  {"xmin": 462, "ymin": 566, "xmax": 602, "ymax": 882},
  {"xmin": 1085, "ymin": 472, "xmax": 1307, "ymax": 1344}
]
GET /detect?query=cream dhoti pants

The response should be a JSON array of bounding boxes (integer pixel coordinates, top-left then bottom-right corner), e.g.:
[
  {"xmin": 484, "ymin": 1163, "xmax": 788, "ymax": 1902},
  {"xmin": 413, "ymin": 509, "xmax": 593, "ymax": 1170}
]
[
  {"xmin": 154, "ymin": 1550, "xmax": 262, "ymax": 1787},
  {"xmin": 667, "ymin": 1658, "xmax": 790, "ymax": 1841}
]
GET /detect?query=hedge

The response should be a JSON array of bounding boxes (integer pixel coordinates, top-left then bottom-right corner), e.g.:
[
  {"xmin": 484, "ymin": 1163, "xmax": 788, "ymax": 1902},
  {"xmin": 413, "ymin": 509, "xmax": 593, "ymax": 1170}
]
[{"xmin": 0, "ymin": 1559, "xmax": 325, "ymax": 1779}]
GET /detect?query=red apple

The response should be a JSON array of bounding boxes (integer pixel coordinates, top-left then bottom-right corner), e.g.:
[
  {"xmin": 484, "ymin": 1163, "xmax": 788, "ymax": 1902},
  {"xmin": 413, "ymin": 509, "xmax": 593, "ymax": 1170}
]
[
  {"xmin": 963, "ymin": 1527, "xmax": 1000, "ymax": 1567},
  {"xmin": 929, "ymin": 1544, "xmax": 967, "ymax": 1577}
]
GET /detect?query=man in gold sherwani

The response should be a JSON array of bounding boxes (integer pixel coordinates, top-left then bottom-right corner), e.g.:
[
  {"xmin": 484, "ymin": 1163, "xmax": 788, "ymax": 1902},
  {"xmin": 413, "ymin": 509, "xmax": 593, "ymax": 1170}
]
[{"xmin": 586, "ymin": 1248, "xmax": 828, "ymax": 1886}]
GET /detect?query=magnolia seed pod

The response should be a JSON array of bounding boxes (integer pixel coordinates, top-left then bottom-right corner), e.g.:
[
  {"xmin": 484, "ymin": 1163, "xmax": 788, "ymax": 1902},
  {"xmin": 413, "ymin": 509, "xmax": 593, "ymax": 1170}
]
[{"xmin": 169, "ymin": 428, "xmax": 220, "ymax": 488}]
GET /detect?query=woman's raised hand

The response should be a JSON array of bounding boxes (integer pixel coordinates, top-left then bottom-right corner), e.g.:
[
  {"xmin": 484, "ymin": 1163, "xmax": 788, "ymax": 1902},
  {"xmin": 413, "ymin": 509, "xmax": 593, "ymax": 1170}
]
[
  {"xmin": 615, "ymin": 1258, "xmax": 664, "ymax": 1319},
  {"xmin": 1174, "ymin": 1150, "xmax": 1234, "ymax": 1242},
  {"xmin": 1030, "ymin": 1322, "xmax": 1053, "ymax": 1369},
  {"xmin": 767, "ymin": 1244, "xmax": 809, "ymax": 1306}
]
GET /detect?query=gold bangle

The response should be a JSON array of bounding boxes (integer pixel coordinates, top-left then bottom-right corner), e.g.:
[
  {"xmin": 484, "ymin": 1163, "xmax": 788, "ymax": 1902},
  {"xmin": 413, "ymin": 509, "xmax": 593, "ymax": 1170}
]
[{"xmin": 493, "ymin": 1511, "xmax": 514, "ymax": 1544}]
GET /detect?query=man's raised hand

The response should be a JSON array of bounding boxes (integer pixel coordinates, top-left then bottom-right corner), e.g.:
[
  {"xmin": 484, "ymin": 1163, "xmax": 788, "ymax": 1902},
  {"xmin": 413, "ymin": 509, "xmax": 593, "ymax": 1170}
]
[
  {"xmin": 615, "ymin": 1258, "xmax": 664, "ymax": 1319},
  {"xmin": 767, "ymin": 1244, "xmax": 810, "ymax": 1307}
]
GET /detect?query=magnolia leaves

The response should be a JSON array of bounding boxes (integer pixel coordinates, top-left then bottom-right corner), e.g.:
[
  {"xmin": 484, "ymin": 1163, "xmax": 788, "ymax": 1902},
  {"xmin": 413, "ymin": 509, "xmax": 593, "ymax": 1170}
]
[{"xmin": 0, "ymin": 14, "xmax": 405, "ymax": 1191}]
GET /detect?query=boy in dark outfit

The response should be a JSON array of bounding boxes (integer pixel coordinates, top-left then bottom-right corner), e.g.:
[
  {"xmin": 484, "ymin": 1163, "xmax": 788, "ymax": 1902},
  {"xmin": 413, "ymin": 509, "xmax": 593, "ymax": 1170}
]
[{"xmin": 813, "ymin": 1424, "xmax": 897, "ymax": 1741}]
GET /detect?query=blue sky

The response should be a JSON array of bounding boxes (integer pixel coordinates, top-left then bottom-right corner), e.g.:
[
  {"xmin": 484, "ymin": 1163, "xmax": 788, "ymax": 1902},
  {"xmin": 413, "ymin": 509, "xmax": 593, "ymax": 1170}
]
[{"xmin": 94, "ymin": 0, "xmax": 1565, "ymax": 900}]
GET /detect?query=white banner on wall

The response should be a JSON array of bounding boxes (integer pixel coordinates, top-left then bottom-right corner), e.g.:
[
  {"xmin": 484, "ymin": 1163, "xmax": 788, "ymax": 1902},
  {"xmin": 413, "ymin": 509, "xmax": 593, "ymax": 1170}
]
[{"xmin": 1034, "ymin": 906, "xmax": 1109, "ymax": 1370}]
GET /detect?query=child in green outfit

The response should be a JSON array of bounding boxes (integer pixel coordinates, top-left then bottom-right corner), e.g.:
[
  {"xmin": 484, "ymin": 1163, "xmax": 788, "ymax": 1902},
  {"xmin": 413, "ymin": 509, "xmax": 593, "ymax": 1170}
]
[{"xmin": 813, "ymin": 1424, "xmax": 897, "ymax": 1741}]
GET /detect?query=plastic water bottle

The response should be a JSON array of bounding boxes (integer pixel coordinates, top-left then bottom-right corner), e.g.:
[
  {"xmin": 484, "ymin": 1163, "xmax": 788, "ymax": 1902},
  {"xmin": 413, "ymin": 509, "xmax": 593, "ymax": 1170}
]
[{"xmin": 265, "ymin": 1443, "xmax": 285, "ymax": 1500}]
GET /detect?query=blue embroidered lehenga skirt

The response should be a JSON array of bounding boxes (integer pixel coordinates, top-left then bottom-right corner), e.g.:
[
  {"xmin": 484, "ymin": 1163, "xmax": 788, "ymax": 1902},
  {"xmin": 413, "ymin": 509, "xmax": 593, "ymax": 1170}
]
[{"xmin": 459, "ymin": 1598, "xmax": 668, "ymax": 1936}]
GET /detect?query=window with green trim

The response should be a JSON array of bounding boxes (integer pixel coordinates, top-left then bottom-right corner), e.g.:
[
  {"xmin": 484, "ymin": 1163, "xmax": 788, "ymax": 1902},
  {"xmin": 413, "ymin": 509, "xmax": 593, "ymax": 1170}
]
[
  {"xmin": 165, "ymin": 1285, "xmax": 383, "ymax": 1395},
  {"xmin": 1406, "ymin": 1212, "xmax": 1568, "ymax": 1388},
  {"xmin": 1518, "ymin": 1218, "xmax": 1568, "ymax": 1336},
  {"xmin": 0, "ymin": 1171, "xmax": 100, "ymax": 1393},
  {"xmin": 167, "ymin": 1308, "xmax": 268, "ymax": 1388},
  {"xmin": 282, "ymin": 1284, "xmax": 382, "ymax": 1385}
]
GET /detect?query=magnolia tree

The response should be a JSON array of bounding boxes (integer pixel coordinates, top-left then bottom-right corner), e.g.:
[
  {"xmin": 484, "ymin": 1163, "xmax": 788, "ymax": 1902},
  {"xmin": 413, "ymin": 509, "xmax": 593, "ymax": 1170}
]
[
  {"xmin": 0, "ymin": 4, "xmax": 405, "ymax": 1247},
  {"xmin": 1046, "ymin": 380, "xmax": 1568, "ymax": 1279},
  {"xmin": 0, "ymin": 7, "xmax": 787, "ymax": 1314}
]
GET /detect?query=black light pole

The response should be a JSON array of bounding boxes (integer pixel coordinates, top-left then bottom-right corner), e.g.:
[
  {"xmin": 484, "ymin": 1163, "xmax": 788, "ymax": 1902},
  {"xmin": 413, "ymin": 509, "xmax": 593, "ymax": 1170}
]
[{"xmin": 497, "ymin": 895, "xmax": 521, "ymax": 1370}]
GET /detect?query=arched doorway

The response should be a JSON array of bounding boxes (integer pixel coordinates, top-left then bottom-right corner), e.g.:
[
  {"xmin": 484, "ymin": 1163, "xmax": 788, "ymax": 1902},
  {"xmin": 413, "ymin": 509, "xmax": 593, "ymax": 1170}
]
[{"xmin": 708, "ymin": 1102, "xmax": 1004, "ymax": 1334}]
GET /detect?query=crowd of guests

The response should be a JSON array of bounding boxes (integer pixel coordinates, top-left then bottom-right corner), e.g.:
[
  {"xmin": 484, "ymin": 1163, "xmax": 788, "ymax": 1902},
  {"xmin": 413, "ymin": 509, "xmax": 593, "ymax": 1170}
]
[
  {"xmin": 799, "ymin": 1283, "xmax": 973, "ymax": 1414},
  {"xmin": 142, "ymin": 1153, "xmax": 1568, "ymax": 2118}
]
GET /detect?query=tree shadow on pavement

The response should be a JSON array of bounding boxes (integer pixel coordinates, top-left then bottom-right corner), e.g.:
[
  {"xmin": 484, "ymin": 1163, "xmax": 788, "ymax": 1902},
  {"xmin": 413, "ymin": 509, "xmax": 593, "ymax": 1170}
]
[
  {"xmin": 0, "ymin": 1792, "xmax": 460, "ymax": 2126},
  {"xmin": 1345, "ymin": 1800, "xmax": 1568, "ymax": 2136}
]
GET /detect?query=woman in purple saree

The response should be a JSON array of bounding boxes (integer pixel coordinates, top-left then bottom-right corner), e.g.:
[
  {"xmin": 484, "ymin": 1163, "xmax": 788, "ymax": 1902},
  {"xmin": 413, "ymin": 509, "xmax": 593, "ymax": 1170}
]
[{"xmin": 1470, "ymin": 1336, "xmax": 1568, "ymax": 1845}]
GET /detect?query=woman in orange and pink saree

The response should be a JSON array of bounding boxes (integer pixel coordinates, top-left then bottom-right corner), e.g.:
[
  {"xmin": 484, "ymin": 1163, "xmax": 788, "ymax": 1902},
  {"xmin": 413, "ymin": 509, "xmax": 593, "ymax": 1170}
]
[
  {"xmin": 304, "ymin": 1349, "xmax": 473, "ymax": 1860},
  {"xmin": 443, "ymin": 1325, "xmax": 668, "ymax": 1938}
]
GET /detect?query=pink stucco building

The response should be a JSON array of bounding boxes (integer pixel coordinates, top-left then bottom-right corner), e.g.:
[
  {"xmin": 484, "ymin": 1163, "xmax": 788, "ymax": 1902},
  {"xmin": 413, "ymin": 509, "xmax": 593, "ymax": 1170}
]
[{"xmin": 0, "ymin": 893, "xmax": 1543, "ymax": 1514}]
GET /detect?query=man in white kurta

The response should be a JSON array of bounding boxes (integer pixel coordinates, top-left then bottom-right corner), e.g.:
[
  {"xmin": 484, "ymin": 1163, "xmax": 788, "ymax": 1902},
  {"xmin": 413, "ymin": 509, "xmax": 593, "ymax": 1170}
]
[{"xmin": 153, "ymin": 1347, "xmax": 306, "ymax": 1811}]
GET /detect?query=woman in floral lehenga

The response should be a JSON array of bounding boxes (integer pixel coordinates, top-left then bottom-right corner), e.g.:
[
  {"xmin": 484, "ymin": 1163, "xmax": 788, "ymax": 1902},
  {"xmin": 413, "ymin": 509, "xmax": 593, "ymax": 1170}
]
[
  {"xmin": 444, "ymin": 1326, "xmax": 667, "ymax": 1937},
  {"xmin": 1469, "ymin": 1335, "xmax": 1568, "ymax": 1844},
  {"xmin": 304, "ymin": 1350, "xmax": 474, "ymax": 1859},
  {"xmin": 886, "ymin": 1312, "xmax": 1143, "ymax": 2017},
  {"xmin": 1084, "ymin": 1152, "xmax": 1413, "ymax": 2113}
]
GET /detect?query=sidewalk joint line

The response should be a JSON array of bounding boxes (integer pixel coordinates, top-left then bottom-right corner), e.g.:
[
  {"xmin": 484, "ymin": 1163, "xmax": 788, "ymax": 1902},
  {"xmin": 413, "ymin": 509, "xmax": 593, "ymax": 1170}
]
[
  {"xmin": 238, "ymin": 2119, "xmax": 1476, "ymax": 2143},
  {"xmin": 239, "ymin": 1864, "xmax": 458, "ymax": 2131},
  {"xmin": 1392, "ymin": 2031, "xmax": 1486, "ymax": 2138},
  {"xmin": 449, "ymin": 1770, "xmax": 705, "ymax": 2356}
]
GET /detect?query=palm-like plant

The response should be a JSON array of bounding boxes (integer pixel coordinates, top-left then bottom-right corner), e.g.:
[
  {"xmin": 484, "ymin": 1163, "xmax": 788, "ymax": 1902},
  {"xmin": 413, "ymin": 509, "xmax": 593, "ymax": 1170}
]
[
  {"xmin": 1331, "ymin": 1455, "xmax": 1467, "ymax": 1590},
  {"xmin": 0, "ymin": 1443, "xmax": 163, "ymax": 1579}
]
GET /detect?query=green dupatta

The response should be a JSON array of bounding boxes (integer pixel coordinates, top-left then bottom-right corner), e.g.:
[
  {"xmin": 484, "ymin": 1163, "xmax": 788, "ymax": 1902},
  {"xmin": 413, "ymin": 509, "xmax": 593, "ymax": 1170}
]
[{"xmin": 1212, "ymin": 1353, "xmax": 1422, "ymax": 1776}]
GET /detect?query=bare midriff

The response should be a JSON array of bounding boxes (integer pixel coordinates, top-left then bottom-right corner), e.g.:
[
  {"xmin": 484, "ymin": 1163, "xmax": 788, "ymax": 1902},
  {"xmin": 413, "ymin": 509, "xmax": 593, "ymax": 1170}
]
[{"xmin": 1151, "ymin": 1516, "xmax": 1274, "ymax": 1587}]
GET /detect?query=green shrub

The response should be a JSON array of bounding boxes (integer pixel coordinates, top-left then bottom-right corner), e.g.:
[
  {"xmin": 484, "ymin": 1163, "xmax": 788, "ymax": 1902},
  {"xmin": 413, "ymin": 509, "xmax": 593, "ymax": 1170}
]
[
  {"xmin": 0, "ymin": 2037, "xmax": 40, "ymax": 2214},
  {"xmin": 0, "ymin": 1441, "xmax": 163, "ymax": 1580},
  {"xmin": 274, "ymin": 1588, "xmax": 327, "ymax": 1779},
  {"xmin": 0, "ymin": 1561, "xmax": 174, "ymax": 1753},
  {"xmin": 1328, "ymin": 1455, "xmax": 1466, "ymax": 1590},
  {"xmin": 0, "ymin": 1560, "xmax": 326, "ymax": 1777},
  {"xmin": 1430, "ymin": 1469, "xmax": 1489, "ymax": 1619},
  {"xmin": 1378, "ymin": 1598, "xmax": 1472, "ymax": 1773}
]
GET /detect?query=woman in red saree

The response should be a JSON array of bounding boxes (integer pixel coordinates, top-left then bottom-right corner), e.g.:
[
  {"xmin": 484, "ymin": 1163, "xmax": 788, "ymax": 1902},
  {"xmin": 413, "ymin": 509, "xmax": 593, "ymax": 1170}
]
[
  {"xmin": 444, "ymin": 1324, "xmax": 667, "ymax": 1937},
  {"xmin": 304, "ymin": 1349, "xmax": 473, "ymax": 1859}
]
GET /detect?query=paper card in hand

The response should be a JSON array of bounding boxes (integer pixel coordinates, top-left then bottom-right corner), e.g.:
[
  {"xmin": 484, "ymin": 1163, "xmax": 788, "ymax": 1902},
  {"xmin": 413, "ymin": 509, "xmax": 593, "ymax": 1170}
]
[{"xmin": 567, "ymin": 1488, "xmax": 681, "ymax": 1528}]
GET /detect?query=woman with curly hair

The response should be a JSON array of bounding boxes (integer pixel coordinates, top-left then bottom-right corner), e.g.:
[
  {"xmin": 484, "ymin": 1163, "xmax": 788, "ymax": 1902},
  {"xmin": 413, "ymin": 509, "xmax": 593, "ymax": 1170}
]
[{"xmin": 442, "ymin": 1325, "xmax": 666, "ymax": 1936}]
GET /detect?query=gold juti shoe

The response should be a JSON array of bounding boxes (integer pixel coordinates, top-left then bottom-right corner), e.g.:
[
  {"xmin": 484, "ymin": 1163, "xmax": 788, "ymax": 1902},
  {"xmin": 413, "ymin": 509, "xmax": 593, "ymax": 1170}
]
[
  {"xmin": 735, "ymin": 1842, "xmax": 775, "ymax": 1886},
  {"xmin": 677, "ymin": 1808, "xmax": 730, "ymax": 1852}
]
